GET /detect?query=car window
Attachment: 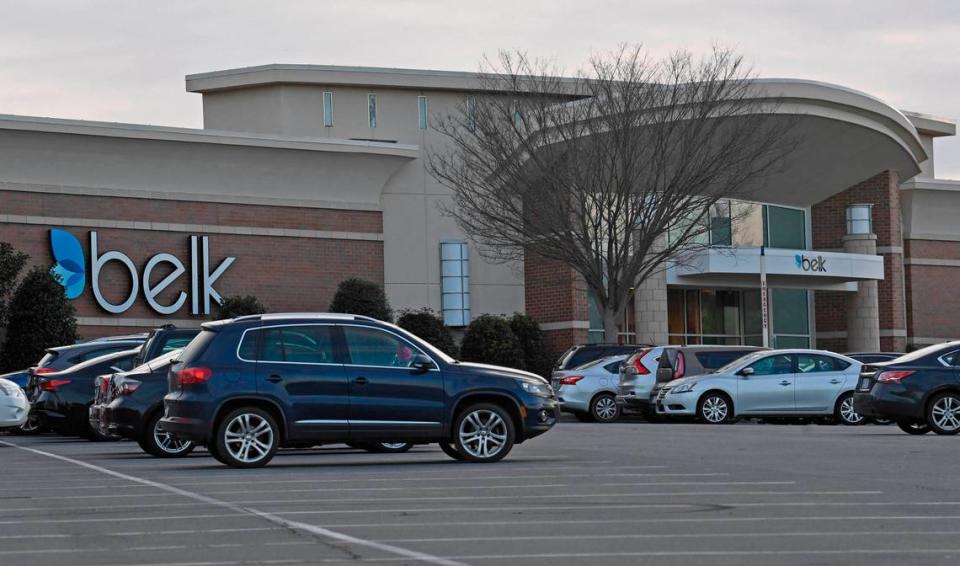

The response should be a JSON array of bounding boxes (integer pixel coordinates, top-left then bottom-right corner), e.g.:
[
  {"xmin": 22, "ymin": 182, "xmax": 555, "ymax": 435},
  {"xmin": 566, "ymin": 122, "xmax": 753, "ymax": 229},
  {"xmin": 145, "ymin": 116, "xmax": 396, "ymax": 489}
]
[
  {"xmin": 159, "ymin": 336, "xmax": 195, "ymax": 354},
  {"xmin": 343, "ymin": 326, "xmax": 428, "ymax": 368},
  {"xmin": 258, "ymin": 326, "xmax": 336, "ymax": 364},
  {"xmin": 568, "ymin": 349, "xmax": 600, "ymax": 368},
  {"xmin": 748, "ymin": 354, "xmax": 793, "ymax": 376},
  {"xmin": 603, "ymin": 361, "xmax": 622, "ymax": 374},
  {"xmin": 796, "ymin": 354, "xmax": 842, "ymax": 373},
  {"xmin": 940, "ymin": 350, "xmax": 960, "ymax": 367},
  {"xmin": 77, "ymin": 345, "xmax": 134, "ymax": 363}
]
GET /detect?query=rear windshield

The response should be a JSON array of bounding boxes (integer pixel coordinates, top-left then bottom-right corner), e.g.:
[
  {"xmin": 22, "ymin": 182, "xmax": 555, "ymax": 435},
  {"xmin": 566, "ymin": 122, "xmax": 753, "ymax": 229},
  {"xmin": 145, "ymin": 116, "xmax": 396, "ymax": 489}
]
[
  {"xmin": 37, "ymin": 351, "xmax": 59, "ymax": 368},
  {"xmin": 178, "ymin": 330, "xmax": 217, "ymax": 365},
  {"xmin": 891, "ymin": 343, "xmax": 960, "ymax": 365}
]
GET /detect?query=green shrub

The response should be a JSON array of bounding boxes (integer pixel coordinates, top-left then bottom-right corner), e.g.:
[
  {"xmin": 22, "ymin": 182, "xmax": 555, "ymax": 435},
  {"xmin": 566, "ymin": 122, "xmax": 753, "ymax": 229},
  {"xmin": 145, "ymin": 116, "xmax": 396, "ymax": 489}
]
[
  {"xmin": 509, "ymin": 312, "xmax": 553, "ymax": 378},
  {"xmin": 329, "ymin": 278, "xmax": 393, "ymax": 322},
  {"xmin": 396, "ymin": 308, "xmax": 458, "ymax": 357},
  {"xmin": 0, "ymin": 266, "xmax": 78, "ymax": 371},
  {"xmin": 459, "ymin": 314, "xmax": 524, "ymax": 368},
  {"xmin": 215, "ymin": 295, "xmax": 267, "ymax": 320},
  {"xmin": 0, "ymin": 242, "xmax": 29, "ymax": 350}
]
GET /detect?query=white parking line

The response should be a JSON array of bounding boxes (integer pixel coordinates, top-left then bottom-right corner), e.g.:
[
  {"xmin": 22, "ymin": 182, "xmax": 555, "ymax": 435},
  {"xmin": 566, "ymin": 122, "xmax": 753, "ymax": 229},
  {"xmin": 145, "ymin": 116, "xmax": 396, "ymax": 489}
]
[
  {"xmin": 380, "ymin": 529, "xmax": 960, "ymax": 543},
  {"xmin": 0, "ymin": 439, "xmax": 466, "ymax": 566},
  {"xmin": 441, "ymin": 549, "xmax": 960, "ymax": 561},
  {"xmin": 0, "ymin": 491, "xmax": 882, "ymax": 514},
  {"xmin": 0, "ymin": 527, "xmax": 283, "ymax": 540}
]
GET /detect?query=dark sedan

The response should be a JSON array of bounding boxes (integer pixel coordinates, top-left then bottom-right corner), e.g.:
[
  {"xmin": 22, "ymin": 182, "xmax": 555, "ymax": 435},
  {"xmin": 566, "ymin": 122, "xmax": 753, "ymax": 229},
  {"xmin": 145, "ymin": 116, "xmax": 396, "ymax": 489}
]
[
  {"xmin": 31, "ymin": 348, "xmax": 139, "ymax": 439},
  {"xmin": 854, "ymin": 341, "xmax": 960, "ymax": 435}
]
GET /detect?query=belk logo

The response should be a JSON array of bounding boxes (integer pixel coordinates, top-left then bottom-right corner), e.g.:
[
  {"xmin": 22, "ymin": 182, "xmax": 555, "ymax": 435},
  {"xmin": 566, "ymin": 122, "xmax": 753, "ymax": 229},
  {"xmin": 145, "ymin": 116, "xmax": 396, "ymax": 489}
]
[
  {"xmin": 49, "ymin": 229, "xmax": 235, "ymax": 316},
  {"xmin": 795, "ymin": 254, "xmax": 827, "ymax": 273}
]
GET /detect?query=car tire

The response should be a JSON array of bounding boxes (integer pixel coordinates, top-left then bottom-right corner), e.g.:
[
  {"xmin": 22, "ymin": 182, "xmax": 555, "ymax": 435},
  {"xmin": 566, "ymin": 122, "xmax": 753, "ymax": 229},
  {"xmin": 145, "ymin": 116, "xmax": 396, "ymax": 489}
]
[
  {"xmin": 362, "ymin": 442, "xmax": 414, "ymax": 454},
  {"xmin": 138, "ymin": 412, "xmax": 195, "ymax": 458},
  {"xmin": 439, "ymin": 440, "xmax": 467, "ymax": 461},
  {"xmin": 897, "ymin": 420, "xmax": 931, "ymax": 435},
  {"xmin": 212, "ymin": 407, "xmax": 279, "ymax": 468},
  {"xmin": 926, "ymin": 392, "xmax": 960, "ymax": 435},
  {"xmin": 14, "ymin": 413, "xmax": 43, "ymax": 435},
  {"xmin": 589, "ymin": 393, "xmax": 620, "ymax": 423},
  {"xmin": 697, "ymin": 392, "xmax": 734, "ymax": 424},
  {"xmin": 453, "ymin": 403, "xmax": 515, "ymax": 463},
  {"xmin": 872, "ymin": 417, "xmax": 895, "ymax": 425},
  {"xmin": 835, "ymin": 393, "xmax": 866, "ymax": 426}
]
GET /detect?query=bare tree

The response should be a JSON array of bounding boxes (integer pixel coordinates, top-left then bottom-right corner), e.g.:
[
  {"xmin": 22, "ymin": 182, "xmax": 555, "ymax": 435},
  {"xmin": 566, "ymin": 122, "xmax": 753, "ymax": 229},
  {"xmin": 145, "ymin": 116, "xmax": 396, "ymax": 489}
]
[{"xmin": 428, "ymin": 45, "xmax": 798, "ymax": 342}]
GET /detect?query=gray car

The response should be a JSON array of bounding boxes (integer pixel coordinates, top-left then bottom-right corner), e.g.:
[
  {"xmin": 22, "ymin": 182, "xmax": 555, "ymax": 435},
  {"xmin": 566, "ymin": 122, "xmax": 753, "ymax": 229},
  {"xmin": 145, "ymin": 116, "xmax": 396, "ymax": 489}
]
[
  {"xmin": 656, "ymin": 349, "xmax": 865, "ymax": 424},
  {"xmin": 552, "ymin": 355, "xmax": 628, "ymax": 422}
]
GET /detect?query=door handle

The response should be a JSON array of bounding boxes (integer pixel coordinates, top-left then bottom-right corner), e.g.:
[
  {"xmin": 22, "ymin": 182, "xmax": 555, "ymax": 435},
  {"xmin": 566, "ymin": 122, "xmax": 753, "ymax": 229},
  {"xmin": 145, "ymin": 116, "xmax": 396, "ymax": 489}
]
[
  {"xmin": 354, "ymin": 376, "xmax": 369, "ymax": 385},
  {"xmin": 829, "ymin": 379, "xmax": 841, "ymax": 384},
  {"xmin": 779, "ymin": 380, "xmax": 791, "ymax": 386},
  {"xmin": 267, "ymin": 374, "xmax": 283, "ymax": 383}
]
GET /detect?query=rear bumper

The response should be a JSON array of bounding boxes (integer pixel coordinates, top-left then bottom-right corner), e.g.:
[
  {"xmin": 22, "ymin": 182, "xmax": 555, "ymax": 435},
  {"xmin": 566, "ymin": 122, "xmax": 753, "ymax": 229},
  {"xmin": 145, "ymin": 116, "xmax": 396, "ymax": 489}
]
[{"xmin": 853, "ymin": 388, "xmax": 923, "ymax": 420}]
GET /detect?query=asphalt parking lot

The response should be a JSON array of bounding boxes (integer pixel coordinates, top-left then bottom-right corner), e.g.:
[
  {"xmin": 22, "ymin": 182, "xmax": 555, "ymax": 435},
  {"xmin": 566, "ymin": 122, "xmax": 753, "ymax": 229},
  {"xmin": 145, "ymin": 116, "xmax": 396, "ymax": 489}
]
[{"xmin": 2, "ymin": 419, "xmax": 959, "ymax": 566}]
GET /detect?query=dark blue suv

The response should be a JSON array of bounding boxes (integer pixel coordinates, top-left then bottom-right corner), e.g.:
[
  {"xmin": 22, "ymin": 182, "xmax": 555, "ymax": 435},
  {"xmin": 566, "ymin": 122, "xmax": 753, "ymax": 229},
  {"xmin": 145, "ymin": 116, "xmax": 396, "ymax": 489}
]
[{"xmin": 161, "ymin": 313, "xmax": 559, "ymax": 468}]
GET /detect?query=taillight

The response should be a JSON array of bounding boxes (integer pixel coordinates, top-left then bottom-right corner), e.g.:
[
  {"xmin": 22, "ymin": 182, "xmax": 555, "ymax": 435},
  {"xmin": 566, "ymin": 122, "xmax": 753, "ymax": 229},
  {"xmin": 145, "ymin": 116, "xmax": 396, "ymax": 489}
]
[
  {"xmin": 118, "ymin": 379, "xmax": 141, "ymax": 396},
  {"xmin": 631, "ymin": 349, "xmax": 652, "ymax": 375},
  {"xmin": 177, "ymin": 367, "xmax": 212, "ymax": 386},
  {"xmin": 877, "ymin": 370, "xmax": 914, "ymax": 384},
  {"xmin": 559, "ymin": 375, "xmax": 584, "ymax": 386},
  {"xmin": 674, "ymin": 352, "xmax": 686, "ymax": 379},
  {"xmin": 100, "ymin": 377, "xmax": 111, "ymax": 395},
  {"xmin": 34, "ymin": 368, "xmax": 56, "ymax": 375},
  {"xmin": 40, "ymin": 379, "xmax": 71, "ymax": 392}
]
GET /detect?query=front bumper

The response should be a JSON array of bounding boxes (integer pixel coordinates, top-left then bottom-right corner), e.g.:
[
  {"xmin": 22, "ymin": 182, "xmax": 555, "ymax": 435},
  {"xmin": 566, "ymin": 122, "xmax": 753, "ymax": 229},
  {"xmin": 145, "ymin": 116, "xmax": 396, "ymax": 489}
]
[
  {"xmin": 521, "ymin": 398, "xmax": 560, "ymax": 441},
  {"xmin": 655, "ymin": 390, "xmax": 697, "ymax": 416}
]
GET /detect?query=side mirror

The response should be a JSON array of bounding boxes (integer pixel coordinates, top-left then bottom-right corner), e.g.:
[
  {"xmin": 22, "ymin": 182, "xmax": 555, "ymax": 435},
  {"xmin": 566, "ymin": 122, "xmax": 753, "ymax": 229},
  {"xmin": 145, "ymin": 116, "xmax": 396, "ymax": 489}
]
[
  {"xmin": 412, "ymin": 354, "xmax": 435, "ymax": 372},
  {"xmin": 738, "ymin": 367, "xmax": 754, "ymax": 377}
]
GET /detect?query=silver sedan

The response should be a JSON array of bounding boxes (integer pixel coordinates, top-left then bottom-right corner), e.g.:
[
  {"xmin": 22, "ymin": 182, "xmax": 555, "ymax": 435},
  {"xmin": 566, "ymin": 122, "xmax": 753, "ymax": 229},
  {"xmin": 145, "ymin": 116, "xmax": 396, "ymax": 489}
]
[
  {"xmin": 552, "ymin": 355, "xmax": 627, "ymax": 422},
  {"xmin": 656, "ymin": 349, "xmax": 865, "ymax": 425},
  {"xmin": 0, "ymin": 377, "xmax": 29, "ymax": 429}
]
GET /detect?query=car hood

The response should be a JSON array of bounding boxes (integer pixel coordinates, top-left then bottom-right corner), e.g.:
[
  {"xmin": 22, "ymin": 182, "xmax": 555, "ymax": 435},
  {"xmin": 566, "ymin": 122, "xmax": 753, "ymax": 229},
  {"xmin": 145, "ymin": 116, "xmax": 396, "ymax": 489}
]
[
  {"xmin": 454, "ymin": 362, "xmax": 548, "ymax": 384},
  {"xmin": 665, "ymin": 373, "xmax": 715, "ymax": 388}
]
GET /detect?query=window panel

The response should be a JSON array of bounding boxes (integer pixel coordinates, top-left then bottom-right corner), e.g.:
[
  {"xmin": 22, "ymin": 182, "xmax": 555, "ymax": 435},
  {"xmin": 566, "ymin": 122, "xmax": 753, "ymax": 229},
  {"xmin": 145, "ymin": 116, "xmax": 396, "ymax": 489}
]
[
  {"xmin": 418, "ymin": 95, "xmax": 427, "ymax": 130},
  {"xmin": 343, "ymin": 326, "xmax": 426, "ymax": 368},
  {"xmin": 368, "ymin": 93, "xmax": 377, "ymax": 129},
  {"xmin": 749, "ymin": 354, "xmax": 794, "ymax": 376},
  {"xmin": 323, "ymin": 91, "xmax": 333, "ymax": 127},
  {"xmin": 440, "ymin": 241, "xmax": 470, "ymax": 327},
  {"xmin": 764, "ymin": 205, "xmax": 806, "ymax": 249}
]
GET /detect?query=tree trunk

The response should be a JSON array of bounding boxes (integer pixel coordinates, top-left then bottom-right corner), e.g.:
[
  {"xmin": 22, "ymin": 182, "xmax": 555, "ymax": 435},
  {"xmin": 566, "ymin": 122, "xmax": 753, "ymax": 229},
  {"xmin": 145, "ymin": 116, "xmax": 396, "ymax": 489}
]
[{"xmin": 602, "ymin": 306, "xmax": 620, "ymax": 344}]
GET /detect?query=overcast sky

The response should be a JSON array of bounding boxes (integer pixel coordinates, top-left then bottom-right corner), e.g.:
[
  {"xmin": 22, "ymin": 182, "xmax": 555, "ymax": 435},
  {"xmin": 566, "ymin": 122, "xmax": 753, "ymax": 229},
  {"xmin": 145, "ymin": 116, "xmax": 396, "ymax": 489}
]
[{"xmin": 1, "ymin": 0, "xmax": 958, "ymax": 178}]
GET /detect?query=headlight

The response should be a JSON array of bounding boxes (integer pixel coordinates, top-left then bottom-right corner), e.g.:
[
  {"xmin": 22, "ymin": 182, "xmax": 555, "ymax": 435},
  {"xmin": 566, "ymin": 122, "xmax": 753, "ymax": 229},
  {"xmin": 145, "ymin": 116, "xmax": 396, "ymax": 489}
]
[
  {"xmin": 670, "ymin": 382, "xmax": 697, "ymax": 394},
  {"xmin": 521, "ymin": 381, "xmax": 554, "ymax": 398}
]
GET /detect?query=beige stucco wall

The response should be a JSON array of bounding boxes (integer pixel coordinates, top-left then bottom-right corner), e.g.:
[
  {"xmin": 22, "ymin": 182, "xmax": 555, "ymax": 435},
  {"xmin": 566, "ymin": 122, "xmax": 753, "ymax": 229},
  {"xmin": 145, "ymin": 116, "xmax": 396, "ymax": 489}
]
[{"xmin": 203, "ymin": 83, "xmax": 526, "ymax": 318}]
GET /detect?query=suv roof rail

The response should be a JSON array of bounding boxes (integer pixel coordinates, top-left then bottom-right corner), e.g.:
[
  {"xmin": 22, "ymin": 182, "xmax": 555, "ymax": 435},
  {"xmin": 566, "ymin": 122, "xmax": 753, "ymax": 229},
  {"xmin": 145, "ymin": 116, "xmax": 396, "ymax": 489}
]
[{"xmin": 229, "ymin": 312, "xmax": 381, "ymax": 323}]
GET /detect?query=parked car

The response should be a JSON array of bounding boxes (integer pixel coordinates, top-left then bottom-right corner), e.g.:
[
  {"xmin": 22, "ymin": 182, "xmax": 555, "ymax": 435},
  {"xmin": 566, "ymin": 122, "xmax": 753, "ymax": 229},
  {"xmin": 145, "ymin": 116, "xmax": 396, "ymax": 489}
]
[
  {"xmin": 554, "ymin": 343, "xmax": 648, "ymax": 372},
  {"xmin": 845, "ymin": 352, "xmax": 903, "ymax": 364},
  {"xmin": 31, "ymin": 348, "xmax": 140, "ymax": 438},
  {"xmin": 552, "ymin": 355, "xmax": 629, "ymax": 422},
  {"xmin": 25, "ymin": 338, "xmax": 147, "ymax": 399},
  {"xmin": 160, "ymin": 313, "xmax": 559, "ymax": 468},
  {"xmin": 655, "ymin": 349, "xmax": 864, "ymax": 425},
  {"xmin": 0, "ymin": 377, "xmax": 29, "ymax": 429},
  {"xmin": 88, "ymin": 325, "xmax": 201, "ymax": 441},
  {"xmin": 854, "ymin": 341, "xmax": 960, "ymax": 435},
  {"xmin": 618, "ymin": 345, "xmax": 765, "ymax": 416},
  {"xmin": 0, "ymin": 370, "xmax": 29, "ymax": 390}
]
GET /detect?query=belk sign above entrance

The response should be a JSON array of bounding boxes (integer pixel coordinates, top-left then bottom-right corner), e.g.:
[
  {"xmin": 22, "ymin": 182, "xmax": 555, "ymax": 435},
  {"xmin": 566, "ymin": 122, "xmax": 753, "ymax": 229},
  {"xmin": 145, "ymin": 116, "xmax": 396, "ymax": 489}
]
[{"xmin": 49, "ymin": 229, "xmax": 236, "ymax": 315}]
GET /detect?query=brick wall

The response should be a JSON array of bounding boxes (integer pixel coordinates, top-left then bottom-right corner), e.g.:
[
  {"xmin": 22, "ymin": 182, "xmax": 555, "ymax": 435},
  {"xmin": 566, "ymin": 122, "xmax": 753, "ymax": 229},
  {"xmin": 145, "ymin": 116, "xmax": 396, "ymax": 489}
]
[
  {"xmin": 904, "ymin": 239, "xmax": 960, "ymax": 345},
  {"xmin": 0, "ymin": 190, "xmax": 383, "ymax": 339},
  {"xmin": 523, "ymin": 252, "xmax": 589, "ymax": 358},
  {"xmin": 811, "ymin": 170, "xmax": 906, "ymax": 351}
]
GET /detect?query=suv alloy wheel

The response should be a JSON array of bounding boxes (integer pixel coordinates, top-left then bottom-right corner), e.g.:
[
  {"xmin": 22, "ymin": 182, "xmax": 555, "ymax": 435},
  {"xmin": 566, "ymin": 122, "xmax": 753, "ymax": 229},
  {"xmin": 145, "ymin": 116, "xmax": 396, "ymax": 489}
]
[
  {"xmin": 213, "ymin": 407, "xmax": 280, "ymax": 468},
  {"xmin": 139, "ymin": 412, "xmax": 194, "ymax": 458},
  {"xmin": 453, "ymin": 403, "xmax": 515, "ymax": 463}
]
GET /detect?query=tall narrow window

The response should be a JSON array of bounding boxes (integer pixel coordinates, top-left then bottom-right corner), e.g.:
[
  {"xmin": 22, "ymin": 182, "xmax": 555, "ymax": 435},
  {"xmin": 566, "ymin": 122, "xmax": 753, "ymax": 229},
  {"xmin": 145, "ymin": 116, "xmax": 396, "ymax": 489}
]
[
  {"xmin": 367, "ymin": 93, "xmax": 377, "ymax": 129},
  {"xmin": 466, "ymin": 95, "xmax": 477, "ymax": 131},
  {"xmin": 440, "ymin": 241, "xmax": 470, "ymax": 326},
  {"xmin": 417, "ymin": 95, "xmax": 427, "ymax": 130},
  {"xmin": 322, "ymin": 91, "xmax": 333, "ymax": 127}
]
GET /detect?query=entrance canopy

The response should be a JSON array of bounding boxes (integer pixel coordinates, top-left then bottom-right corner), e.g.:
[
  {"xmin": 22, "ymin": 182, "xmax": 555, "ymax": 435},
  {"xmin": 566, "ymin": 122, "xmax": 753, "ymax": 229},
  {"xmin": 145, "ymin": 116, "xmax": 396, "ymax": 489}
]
[{"xmin": 667, "ymin": 247, "xmax": 884, "ymax": 292}]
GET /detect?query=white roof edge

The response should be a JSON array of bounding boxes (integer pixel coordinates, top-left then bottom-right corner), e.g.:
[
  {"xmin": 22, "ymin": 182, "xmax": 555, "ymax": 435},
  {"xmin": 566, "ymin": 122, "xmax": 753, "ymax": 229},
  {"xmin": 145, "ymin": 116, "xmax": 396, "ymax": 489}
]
[
  {"xmin": 901, "ymin": 110, "xmax": 957, "ymax": 137},
  {"xmin": 901, "ymin": 178, "xmax": 960, "ymax": 191},
  {"xmin": 0, "ymin": 113, "xmax": 419, "ymax": 157}
]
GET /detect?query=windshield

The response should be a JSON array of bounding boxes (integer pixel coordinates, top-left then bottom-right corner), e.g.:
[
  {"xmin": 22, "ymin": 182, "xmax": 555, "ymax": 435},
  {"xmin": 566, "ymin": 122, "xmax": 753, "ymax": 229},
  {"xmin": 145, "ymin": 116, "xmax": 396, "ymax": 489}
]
[
  {"xmin": 715, "ymin": 350, "xmax": 768, "ymax": 374},
  {"xmin": 574, "ymin": 355, "xmax": 625, "ymax": 371}
]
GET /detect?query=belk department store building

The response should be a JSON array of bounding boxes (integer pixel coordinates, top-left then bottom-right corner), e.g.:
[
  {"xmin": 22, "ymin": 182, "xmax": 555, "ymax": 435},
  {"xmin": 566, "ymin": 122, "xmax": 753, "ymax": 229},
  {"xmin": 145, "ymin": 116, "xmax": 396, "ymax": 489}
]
[{"xmin": 0, "ymin": 64, "xmax": 957, "ymax": 354}]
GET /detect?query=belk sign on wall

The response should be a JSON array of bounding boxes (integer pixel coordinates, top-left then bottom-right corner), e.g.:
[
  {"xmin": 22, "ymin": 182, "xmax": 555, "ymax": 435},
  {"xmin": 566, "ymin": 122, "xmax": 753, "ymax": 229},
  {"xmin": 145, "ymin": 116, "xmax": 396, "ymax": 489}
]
[{"xmin": 49, "ymin": 228, "xmax": 236, "ymax": 315}]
